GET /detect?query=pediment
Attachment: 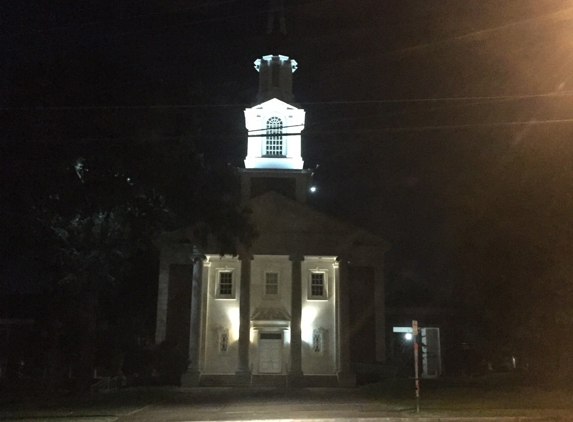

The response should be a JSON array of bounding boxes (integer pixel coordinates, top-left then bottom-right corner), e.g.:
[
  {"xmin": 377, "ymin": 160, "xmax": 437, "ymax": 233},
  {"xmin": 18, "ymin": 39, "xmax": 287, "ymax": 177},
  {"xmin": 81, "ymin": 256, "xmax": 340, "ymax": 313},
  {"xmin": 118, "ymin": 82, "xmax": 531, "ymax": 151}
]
[
  {"xmin": 251, "ymin": 306, "xmax": 291, "ymax": 321},
  {"xmin": 246, "ymin": 191, "xmax": 389, "ymax": 257},
  {"xmin": 160, "ymin": 191, "xmax": 389, "ymax": 263},
  {"xmin": 248, "ymin": 97, "xmax": 300, "ymax": 111}
]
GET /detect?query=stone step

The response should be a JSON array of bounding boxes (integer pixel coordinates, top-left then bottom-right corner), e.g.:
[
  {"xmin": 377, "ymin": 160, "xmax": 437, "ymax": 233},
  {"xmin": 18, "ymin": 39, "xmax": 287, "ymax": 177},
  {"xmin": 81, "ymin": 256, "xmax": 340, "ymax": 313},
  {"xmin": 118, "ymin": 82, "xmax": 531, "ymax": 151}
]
[
  {"xmin": 197, "ymin": 374, "xmax": 340, "ymax": 387},
  {"xmin": 251, "ymin": 374, "xmax": 288, "ymax": 387},
  {"xmin": 298, "ymin": 375, "xmax": 339, "ymax": 387},
  {"xmin": 199, "ymin": 375, "xmax": 250, "ymax": 387}
]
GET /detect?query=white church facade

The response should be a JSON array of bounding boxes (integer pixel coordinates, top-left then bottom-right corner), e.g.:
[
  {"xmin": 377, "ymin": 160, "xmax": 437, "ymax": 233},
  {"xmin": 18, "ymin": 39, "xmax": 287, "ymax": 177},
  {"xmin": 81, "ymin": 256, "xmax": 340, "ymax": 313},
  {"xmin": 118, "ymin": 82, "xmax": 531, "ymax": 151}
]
[{"xmin": 155, "ymin": 53, "xmax": 389, "ymax": 387}]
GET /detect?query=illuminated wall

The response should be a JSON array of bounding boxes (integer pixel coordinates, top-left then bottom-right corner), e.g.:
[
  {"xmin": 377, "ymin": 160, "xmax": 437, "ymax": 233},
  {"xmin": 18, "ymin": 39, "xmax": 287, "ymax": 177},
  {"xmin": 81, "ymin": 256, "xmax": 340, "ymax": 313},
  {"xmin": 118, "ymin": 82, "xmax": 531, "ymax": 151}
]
[
  {"xmin": 301, "ymin": 257, "xmax": 338, "ymax": 375},
  {"xmin": 249, "ymin": 255, "xmax": 292, "ymax": 375},
  {"xmin": 244, "ymin": 98, "xmax": 305, "ymax": 170},
  {"xmin": 202, "ymin": 255, "xmax": 241, "ymax": 374},
  {"xmin": 200, "ymin": 255, "xmax": 339, "ymax": 376}
]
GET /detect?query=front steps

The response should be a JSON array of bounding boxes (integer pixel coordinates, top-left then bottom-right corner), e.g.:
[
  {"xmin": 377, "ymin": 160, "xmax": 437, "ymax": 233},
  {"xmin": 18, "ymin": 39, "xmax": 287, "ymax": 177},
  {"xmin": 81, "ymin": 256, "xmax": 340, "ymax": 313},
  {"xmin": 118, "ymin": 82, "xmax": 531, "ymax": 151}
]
[
  {"xmin": 198, "ymin": 374, "xmax": 340, "ymax": 387},
  {"xmin": 252, "ymin": 374, "xmax": 289, "ymax": 387},
  {"xmin": 199, "ymin": 375, "xmax": 250, "ymax": 387}
]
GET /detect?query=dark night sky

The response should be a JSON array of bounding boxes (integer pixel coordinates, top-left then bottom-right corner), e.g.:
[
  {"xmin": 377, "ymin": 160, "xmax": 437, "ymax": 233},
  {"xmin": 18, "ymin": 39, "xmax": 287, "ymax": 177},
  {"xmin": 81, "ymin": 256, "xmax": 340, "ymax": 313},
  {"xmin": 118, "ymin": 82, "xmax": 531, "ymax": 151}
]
[{"xmin": 3, "ymin": 1, "xmax": 573, "ymax": 299}]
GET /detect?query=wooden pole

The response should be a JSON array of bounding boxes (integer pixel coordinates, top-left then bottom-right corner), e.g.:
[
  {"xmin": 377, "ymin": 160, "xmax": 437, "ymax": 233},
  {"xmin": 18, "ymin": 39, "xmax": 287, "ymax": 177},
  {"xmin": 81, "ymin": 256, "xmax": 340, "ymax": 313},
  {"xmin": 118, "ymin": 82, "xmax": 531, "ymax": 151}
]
[{"xmin": 413, "ymin": 320, "xmax": 420, "ymax": 413}]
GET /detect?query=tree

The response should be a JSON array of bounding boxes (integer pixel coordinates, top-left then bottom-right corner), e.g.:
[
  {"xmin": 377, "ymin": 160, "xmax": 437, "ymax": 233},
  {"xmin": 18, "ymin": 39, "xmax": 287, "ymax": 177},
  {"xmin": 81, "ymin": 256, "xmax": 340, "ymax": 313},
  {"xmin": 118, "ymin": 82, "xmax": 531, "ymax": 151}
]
[
  {"xmin": 2, "ymin": 36, "xmax": 255, "ymax": 386},
  {"xmin": 13, "ymin": 136, "xmax": 251, "ymax": 387},
  {"xmin": 447, "ymin": 134, "xmax": 573, "ymax": 381}
]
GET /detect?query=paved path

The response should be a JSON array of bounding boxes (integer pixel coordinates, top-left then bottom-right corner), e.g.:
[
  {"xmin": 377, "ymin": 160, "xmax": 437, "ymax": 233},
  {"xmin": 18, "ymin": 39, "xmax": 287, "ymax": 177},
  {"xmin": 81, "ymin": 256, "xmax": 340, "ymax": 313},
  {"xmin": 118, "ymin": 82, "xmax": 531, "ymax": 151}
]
[{"xmin": 2, "ymin": 387, "xmax": 572, "ymax": 422}]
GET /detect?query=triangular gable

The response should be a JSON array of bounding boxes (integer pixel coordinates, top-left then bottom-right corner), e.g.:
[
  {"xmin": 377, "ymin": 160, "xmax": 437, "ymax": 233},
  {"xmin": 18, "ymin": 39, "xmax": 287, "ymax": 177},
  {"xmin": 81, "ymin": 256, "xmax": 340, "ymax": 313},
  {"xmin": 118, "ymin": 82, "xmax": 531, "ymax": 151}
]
[
  {"xmin": 251, "ymin": 306, "xmax": 291, "ymax": 321},
  {"xmin": 159, "ymin": 191, "xmax": 389, "ymax": 260},
  {"xmin": 246, "ymin": 191, "xmax": 389, "ymax": 257},
  {"xmin": 248, "ymin": 97, "xmax": 299, "ymax": 111}
]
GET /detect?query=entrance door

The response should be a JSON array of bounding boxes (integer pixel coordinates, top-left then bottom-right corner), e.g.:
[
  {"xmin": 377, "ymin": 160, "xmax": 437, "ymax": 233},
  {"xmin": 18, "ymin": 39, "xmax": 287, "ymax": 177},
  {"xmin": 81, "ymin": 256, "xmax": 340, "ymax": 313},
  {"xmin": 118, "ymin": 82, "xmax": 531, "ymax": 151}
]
[{"xmin": 259, "ymin": 333, "xmax": 282, "ymax": 374}]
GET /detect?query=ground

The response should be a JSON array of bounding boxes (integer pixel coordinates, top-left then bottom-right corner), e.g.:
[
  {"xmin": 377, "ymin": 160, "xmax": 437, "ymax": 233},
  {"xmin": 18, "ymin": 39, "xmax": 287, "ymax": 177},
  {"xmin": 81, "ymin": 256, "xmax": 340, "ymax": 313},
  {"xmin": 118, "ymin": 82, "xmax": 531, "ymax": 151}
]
[{"xmin": 1, "ymin": 374, "xmax": 573, "ymax": 421}]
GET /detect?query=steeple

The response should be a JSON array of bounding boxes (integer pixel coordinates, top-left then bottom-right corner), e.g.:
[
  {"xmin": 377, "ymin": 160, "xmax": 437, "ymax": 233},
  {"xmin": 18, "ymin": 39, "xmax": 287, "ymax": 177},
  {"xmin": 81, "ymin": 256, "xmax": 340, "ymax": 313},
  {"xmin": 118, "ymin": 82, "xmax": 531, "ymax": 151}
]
[
  {"xmin": 267, "ymin": 0, "xmax": 287, "ymax": 36},
  {"xmin": 266, "ymin": 0, "xmax": 288, "ymax": 52},
  {"xmin": 239, "ymin": 0, "xmax": 311, "ymax": 203},
  {"xmin": 258, "ymin": 1, "xmax": 295, "ymax": 104}
]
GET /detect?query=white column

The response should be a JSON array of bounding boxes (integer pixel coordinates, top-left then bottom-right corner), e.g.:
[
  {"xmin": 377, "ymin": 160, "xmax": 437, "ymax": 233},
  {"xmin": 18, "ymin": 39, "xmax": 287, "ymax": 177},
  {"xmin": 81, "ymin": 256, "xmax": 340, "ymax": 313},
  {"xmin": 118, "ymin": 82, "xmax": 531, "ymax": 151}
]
[
  {"xmin": 336, "ymin": 257, "xmax": 356, "ymax": 387},
  {"xmin": 236, "ymin": 254, "xmax": 252, "ymax": 376},
  {"xmin": 155, "ymin": 249, "xmax": 171, "ymax": 344},
  {"xmin": 181, "ymin": 250, "xmax": 204, "ymax": 387},
  {"xmin": 289, "ymin": 254, "xmax": 304, "ymax": 381},
  {"xmin": 375, "ymin": 264, "xmax": 386, "ymax": 362}
]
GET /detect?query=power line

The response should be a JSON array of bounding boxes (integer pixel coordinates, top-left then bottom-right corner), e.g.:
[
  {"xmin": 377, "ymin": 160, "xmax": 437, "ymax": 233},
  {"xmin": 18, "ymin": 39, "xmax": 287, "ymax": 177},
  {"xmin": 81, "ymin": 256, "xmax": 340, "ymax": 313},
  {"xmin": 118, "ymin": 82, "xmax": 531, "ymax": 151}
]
[
  {"xmin": 304, "ymin": 91, "xmax": 573, "ymax": 104},
  {"xmin": 325, "ymin": 118, "xmax": 573, "ymax": 133},
  {"xmin": 8, "ymin": 0, "xmax": 242, "ymax": 36},
  {"xmin": 320, "ymin": 4, "xmax": 573, "ymax": 70},
  {"xmin": 390, "ymin": 5, "xmax": 573, "ymax": 56},
  {"xmin": 5, "ymin": 118, "xmax": 573, "ymax": 145},
  {"xmin": 0, "ymin": 104, "xmax": 248, "ymax": 111},
  {"xmin": 4, "ymin": 90, "xmax": 573, "ymax": 112},
  {"xmin": 237, "ymin": 118, "xmax": 573, "ymax": 135},
  {"xmin": 311, "ymin": 97, "xmax": 526, "ymax": 128},
  {"xmin": 5, "ymin": 0, "xmax": 338, "ymax": 44}
]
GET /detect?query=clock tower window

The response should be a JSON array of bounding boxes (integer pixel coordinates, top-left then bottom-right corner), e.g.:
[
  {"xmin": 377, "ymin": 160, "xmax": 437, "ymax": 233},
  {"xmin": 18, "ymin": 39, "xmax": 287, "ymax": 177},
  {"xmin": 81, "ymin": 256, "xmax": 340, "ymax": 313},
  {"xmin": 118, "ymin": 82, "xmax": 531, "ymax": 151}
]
[{"xmin": 265, "ymin": 116, "xmax": 284, "ymax": 156}]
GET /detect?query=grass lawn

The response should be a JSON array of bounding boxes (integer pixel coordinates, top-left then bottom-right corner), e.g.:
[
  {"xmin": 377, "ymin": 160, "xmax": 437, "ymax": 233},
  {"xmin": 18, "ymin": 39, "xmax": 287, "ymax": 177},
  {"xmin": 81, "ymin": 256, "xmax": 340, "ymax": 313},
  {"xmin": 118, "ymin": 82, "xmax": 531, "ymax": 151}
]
[{"xmin": 360, "ymin": 373, "xmax": 573, "ymax": 415}]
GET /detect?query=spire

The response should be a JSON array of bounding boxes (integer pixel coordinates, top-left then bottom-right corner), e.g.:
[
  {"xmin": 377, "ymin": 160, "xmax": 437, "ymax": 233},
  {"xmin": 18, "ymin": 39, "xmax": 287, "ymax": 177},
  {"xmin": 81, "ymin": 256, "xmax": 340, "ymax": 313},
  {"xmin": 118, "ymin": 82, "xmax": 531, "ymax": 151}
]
[
  {"xmin": 267, "ymin": 0, "xmax": 287, "ymax": 36},
  {"xmin": 255, "ymin": 1, "xmax": 296, "ymax": 104},
  {"xmin": 266, "ymin": 0, "xmax": 288, "ymax": 54}
]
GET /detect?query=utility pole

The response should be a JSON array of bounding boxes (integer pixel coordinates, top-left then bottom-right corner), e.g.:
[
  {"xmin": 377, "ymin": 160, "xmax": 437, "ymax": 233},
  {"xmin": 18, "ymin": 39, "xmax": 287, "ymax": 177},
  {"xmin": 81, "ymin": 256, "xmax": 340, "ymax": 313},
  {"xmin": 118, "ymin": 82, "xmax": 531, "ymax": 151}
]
[{"xmin": 413, "ymin": 320, "xmax": 420, "ymax": 413}]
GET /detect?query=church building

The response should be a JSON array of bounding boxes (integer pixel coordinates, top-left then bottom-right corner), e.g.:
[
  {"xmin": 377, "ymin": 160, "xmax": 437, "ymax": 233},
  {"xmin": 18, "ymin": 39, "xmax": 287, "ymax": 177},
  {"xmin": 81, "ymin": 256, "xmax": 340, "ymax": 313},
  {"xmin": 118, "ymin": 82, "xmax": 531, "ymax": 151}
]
[{"xmin": 154, "ymin": 50, "xmax": 389, "ymax": 387}]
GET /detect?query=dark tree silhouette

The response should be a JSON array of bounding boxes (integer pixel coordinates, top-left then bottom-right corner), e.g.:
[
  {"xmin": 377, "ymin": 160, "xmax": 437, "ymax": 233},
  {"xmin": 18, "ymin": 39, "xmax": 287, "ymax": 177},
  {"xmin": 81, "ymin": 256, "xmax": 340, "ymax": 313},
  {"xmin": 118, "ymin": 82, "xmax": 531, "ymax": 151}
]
[
  {"xmin": 2, "ymin": 43, "xmax": 254, "ymax": 387},
  {"xmin": 448, "ymin": 135, "xmax": 573, "ymax": 382}
]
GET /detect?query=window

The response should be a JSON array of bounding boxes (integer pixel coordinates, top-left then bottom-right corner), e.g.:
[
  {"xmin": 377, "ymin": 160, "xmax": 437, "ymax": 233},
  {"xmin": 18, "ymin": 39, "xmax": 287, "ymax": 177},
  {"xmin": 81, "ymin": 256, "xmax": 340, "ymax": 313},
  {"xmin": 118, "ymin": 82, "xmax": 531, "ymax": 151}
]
[
  {"xmin": 265, "ymin": 272, "xmax": 279, "ymax": 296},
  {"xmin": 260, "ymin": 332, "xmax": 282, "ymax": 340},
  {"xmin": 310, "ymin": 272, "xmax": 327, "ymax": 299},
  {"xmin": 219, "ymin": 329, "xmax": 229, "ymax": 353},
  {"xmin": 271, "ymin": 62, "xmax": 281, "ymax": 87},
  {"xmin": 312, "ymin": 329, "xmax": 322, "ymax": 354},
  {"xmin": 217, "ymin": 271, "xmax": 234, "ymax": 298},
  {"xmin": 265, "ymin": 117, "xmax": 284, "ymax": 156}
]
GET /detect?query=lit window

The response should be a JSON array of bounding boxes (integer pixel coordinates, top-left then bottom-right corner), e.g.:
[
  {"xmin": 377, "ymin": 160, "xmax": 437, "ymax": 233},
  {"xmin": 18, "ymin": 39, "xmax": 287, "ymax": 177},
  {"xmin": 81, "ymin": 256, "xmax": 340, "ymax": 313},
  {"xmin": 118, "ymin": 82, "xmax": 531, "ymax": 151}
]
[
  {"xmin": 265, "ymin": 117, "xmax": 284, "ymax": 156},
  {"xmin": 219, "ymin": 329, "xmax": 229, "ymax": 352},
  {"xmin": 312, "ymin": 329, "xmax": 322, "ymax": 354},
  {"xmin": 217, "ymin": 271, "xmax": 234, "ymax": 298},
  {"xmin": 310, "ymin": 272, "xmax": 326, "ymax": 299},
  {"xmin": 265, "ymin": 272, "xmax": 279, "ymax": 295}
]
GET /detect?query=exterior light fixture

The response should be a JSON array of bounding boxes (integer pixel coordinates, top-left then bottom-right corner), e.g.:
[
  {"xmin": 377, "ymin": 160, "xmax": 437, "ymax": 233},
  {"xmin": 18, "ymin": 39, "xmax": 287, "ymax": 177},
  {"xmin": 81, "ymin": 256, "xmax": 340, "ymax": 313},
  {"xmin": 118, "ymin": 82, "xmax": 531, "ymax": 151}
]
[
  {"xmin": 310, "ymin": 186, "xmax": 316, "ymax": 193},
  {"xmin": 404, "ymin": 333, "xmax": 413, "ymax": 341}
]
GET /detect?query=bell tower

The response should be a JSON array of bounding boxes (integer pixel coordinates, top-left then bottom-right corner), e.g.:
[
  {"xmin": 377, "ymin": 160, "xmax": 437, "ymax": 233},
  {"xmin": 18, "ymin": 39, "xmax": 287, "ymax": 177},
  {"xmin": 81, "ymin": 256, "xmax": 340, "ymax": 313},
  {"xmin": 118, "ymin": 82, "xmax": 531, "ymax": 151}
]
[
  {"xmin": 240, "ymin": 2, "xmax": 311, "ymax": 203},
  {"xmin": 255, "ymin": 54, "xmax": 297, "ymax": 104},
  {"xmin": 244, "ymin": 55, "xmax": 305, "ymax": 171}
]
